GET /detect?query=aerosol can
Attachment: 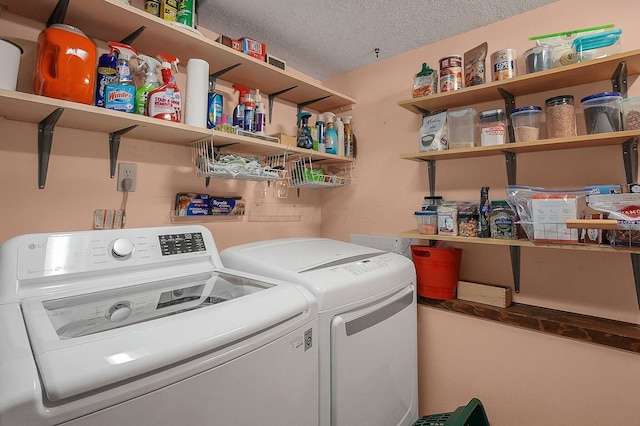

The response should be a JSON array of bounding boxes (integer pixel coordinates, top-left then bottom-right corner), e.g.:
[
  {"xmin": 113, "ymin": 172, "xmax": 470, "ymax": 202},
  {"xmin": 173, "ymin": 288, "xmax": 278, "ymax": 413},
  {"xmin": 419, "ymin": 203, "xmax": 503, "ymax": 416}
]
[
  {"xmin": 147, "ymin": 53, "xmax": 182, "ymax": 122},
  {"xmin": 296, "ymin": 112, "xmax": 313, "ymax": 149},
  {"xmin": 135, "ymin": 54, "xmax": 160, "ymax": 115},
  {"xmin": 105, "ymin": 41, "xmax": 138, "ymax": 113}
]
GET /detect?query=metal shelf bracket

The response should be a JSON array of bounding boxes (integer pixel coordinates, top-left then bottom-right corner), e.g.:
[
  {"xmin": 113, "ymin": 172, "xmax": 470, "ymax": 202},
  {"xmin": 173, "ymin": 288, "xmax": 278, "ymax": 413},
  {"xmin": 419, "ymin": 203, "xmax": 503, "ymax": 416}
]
[
  {"xmin": 611, "ymin": 61, "xmax": 628, "ymax": 98},
  {"xmin": 510, "ymin": 246, "xmax": 521, "ymax": 293},
  {"xmin": 209, "ymin": 63, "xmax": 242, "ymax": 87},
  {"xmin": 268, "ymin": 86, "xmax": 297, "ymax": 124},
  {"xmin": 622, "ymin": 137, "xmax": 638, "ymax": 184},
  {"xmin": 297, "ymin": 95, "xmax": 332, "ymax": 116},
  {"xmin": 505, "ymin": 151, "xmax": 517, "ymax": 186},
  {"xmin": 631, "ymin": 254, "xmax": 640, "ymax": 309},
  {"xmin": 37, "ymin": 108, "xmax": 64, "ymax": 189},
  {"xmin": 498, "ymin": 87, "xmax": 516, "ymax": 143},
  {"xmin": 426, "ymin": 159, "xmax": 436, "ymax": 196},
  {"xmin": 109, "ymin": 125, "xmax": 138, "ymax": 178}
]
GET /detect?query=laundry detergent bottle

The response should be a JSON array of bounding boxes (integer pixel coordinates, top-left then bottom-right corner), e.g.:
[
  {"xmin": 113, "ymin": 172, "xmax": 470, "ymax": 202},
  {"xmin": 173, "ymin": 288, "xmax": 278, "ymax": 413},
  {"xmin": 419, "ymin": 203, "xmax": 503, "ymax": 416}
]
[
  {"xmin": 324, "ymin": 112, "xmax": 338, "ymax": 154},
  {"xmin": 104, "ymin": 41, "xmax": 138, "ymax": 113},
  {"xmin": 135, "ymin": 54, "xmax": 160, "ymax": 115},
  {"xmin": 147, "ymin": 53, "xmax": 182, "ymax": 122}
]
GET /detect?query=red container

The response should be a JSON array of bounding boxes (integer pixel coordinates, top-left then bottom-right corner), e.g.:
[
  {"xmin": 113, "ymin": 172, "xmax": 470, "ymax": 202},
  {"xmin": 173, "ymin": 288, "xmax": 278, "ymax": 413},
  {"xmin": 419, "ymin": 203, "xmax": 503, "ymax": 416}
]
[{"xmin": 411, "ymin": 245, "xmax": 462, "ymax": 300}]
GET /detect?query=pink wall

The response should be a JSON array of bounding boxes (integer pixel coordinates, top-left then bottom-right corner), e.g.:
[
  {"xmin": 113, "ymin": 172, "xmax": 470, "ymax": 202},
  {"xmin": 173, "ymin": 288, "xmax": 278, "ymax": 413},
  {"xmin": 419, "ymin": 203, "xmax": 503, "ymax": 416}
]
[
  {"xmin": 322, "ymin": 0, "xmax": 640, "ymax": 423},
  {"xmin": 3, "ymin": 1, "xmax": 640, "ymax": 424}
]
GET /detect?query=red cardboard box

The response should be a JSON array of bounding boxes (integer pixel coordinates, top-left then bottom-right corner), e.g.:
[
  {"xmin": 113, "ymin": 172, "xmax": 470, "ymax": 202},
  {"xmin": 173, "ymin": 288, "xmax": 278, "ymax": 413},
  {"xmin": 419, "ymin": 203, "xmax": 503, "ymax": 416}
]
[
  {"xmin": 239, "ymin": 37, "xmax": 266, "ymax": 61},
  {"xmin": 231, "ymin": 39, "xmax": 242, "ymax": 52}
]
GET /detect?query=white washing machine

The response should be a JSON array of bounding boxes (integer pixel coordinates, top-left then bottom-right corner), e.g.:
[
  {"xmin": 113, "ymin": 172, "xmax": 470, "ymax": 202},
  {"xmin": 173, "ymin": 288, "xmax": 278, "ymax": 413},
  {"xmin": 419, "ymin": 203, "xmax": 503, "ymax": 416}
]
[
  {"xmin": 0, "ymin": 226, "xmax": 318, "ymax": 426},
  {"xmin": 220, "ymin": 238, "xmax": 418, "ymax": 426}
]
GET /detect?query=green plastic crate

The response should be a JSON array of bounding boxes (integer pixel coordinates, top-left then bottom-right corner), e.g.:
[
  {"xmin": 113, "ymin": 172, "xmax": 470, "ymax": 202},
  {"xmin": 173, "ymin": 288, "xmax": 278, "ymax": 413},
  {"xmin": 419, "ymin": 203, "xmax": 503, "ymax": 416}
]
[{"xmin": 413, "ymin": 398, "xmax": 490, "ymax": 426}]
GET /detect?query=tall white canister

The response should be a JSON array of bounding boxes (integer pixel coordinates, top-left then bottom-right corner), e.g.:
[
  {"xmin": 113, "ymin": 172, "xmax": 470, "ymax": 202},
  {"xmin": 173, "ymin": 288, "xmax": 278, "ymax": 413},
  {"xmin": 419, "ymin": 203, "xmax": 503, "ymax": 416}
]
[{"xmin": 0, "ymin": 38, "xmax": 23, "ymax": 90}]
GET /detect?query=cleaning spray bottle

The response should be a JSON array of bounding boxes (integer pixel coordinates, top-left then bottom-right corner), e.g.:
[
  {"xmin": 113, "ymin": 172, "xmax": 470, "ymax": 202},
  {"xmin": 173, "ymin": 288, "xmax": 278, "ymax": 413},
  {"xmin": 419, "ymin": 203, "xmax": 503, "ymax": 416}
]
[
  {"xmin": 324, "ymin": 112, "xmax": 338, "ymax": 154},
  {"xmin": 135, "ymin": 54, "xmax": 160, "ymax": 115},
  {"xmin": 95, "ymin": 45, "xmax": 118, "ymax": 107},
  {"xmin": 207, "ymin": 76, "xmax": 223, "ymax": 129},
  {"xmin": 147, "ymin": 53, "xmax": 182, "ymax": 122},
  {"xmin": 315, "ymin": 113, "xmax": 325, "ymax": 152},
  {"xmin": 243, "ymin": 89, "xmax": 255, "ymax": 132},
  {"xmin": 105, "ymin": 41, "xmax": 138, "ymax": 113},
  {"xmin": 296, "ymin": 112, "xmax": 313, "ymax": 149},
  {"xmin": 335, "ymin": 116, "xmax": 345, "ymax": 156},
  {"xmin": 232, "ymin": 84, "xmax": 250, "ymax": 129},
  {"xmin": 343, "ymin": 116, "xmax": 353, "ymax": 157},
  {"xmin": 254, "ymin": 89, "xmax": 266, "ymax": 135}
]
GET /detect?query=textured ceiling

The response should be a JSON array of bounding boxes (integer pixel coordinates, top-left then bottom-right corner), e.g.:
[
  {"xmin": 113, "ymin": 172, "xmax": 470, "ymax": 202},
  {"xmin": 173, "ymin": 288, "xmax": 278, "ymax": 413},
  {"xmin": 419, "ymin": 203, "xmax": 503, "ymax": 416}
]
[{"xmin": 197, "ymin": 0, "xmax": 558, "ymax": 81}]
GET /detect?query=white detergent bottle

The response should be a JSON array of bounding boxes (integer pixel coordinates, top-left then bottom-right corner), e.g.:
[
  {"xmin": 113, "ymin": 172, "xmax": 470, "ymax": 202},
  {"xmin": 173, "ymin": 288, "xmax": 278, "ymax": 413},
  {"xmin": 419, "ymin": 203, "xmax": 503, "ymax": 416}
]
[
  {"xmin": 324, "ymin": 112, "xmax": 338, "ymax": 154},
  {"xmin": 336, "ymin": 116, "xmax": 345, "ymax": 156}
]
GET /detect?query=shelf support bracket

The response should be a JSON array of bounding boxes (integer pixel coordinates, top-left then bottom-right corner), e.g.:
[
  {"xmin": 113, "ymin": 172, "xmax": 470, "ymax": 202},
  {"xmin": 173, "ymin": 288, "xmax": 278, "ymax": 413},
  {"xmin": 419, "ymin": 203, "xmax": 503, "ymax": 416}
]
[
  {"xmin": 631, "ymin": 254, "xmax": 640, "ymax": 309},
  {"xmin": 413, "ymin": 105, "xmax": 431, "ymax": 117},
  {"xmin": 268, "ymin": 86, "xmax": 297, "ymax": 124},
  {"xmin": 426, "ymin": 159, "xmax": 436, "ymax": 196},
  {"xmin": 510, "ymin": 246, "xmax": 521, "ymax": 293},
  {"xmin": 297, "ymin": 95, "xmax": 331, "ymax": 116},
  {"xmin": 622, "ymin": 137, "xmax": 638, "ymax": 184},
  {"xmin": 505, "ymin": 151, "xmax": 517, "ymax": 186},
  {"xmin": 209, "ymin": 63, "xmax": 242, "ymax": 86},
  {"xmin": 498, "ymin": 88, "xmax": 516, "ymax": 143},
  {"xmin": 37, "ymin": 108, "xmax": 64, "ymax": 189},
  {"xmin": 109, "ymin": 125, "xmax": 138, "ymax": 178},
  {"xmin": 611, "ymin": 61, "xmax": 628, "ymax": 98},
  {"xmin": 119, "ymin": 26, "xmax": 146, "ymax": 45}
]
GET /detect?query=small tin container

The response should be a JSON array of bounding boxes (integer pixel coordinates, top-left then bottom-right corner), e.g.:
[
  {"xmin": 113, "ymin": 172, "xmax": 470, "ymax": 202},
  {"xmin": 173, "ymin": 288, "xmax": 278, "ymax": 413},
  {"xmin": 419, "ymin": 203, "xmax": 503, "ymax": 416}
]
[
  {"xmin": 490, "ymin": 48, "xmax": 517, "ymax": 81},
  {"xmin": 439, "ymin": 54, "xmax": 463, "ymax": 93}
]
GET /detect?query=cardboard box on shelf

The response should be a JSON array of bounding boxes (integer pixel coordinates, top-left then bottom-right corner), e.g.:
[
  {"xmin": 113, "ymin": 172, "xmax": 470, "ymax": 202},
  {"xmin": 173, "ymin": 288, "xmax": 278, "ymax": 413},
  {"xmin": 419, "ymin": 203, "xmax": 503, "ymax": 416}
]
[{"xmin": 240, "ymin": 37, "xmax": 266, "ymax": 61}]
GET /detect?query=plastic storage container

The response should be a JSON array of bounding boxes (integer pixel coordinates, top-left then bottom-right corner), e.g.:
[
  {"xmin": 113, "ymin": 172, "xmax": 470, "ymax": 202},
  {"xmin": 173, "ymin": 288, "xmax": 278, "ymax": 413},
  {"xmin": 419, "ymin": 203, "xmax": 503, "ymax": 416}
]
[
  {"xmin": 572, "ymin": 28, "xmax": 622, "ymax": 63},
  {"xmin": 511, "ymin": 106, "xmax": 542, "ymax": 142},
  {"xmin": 415, "ymin": 211, "xmax": 438, "ymax": 235},
  {"xmin": 478, "ymin": 109, "xmax": 507, "ymax": 145},
  {"xmin": 621, "ymin": 96, "xmax": 640, "ymax": 130},
  {"xmin": 581, "ymin": 91, "xmax": 622, "ymax": 134},
  {"xmin": 447, "ymin": 108, "xmax": 477, "ymax": 149},
  {"xmin": 545, "ymin": 95, "xmax": 577, "ymax": 138},
  {"xmin": 523, "ymin": 45, "xmax": 553, "ymax": 73}
]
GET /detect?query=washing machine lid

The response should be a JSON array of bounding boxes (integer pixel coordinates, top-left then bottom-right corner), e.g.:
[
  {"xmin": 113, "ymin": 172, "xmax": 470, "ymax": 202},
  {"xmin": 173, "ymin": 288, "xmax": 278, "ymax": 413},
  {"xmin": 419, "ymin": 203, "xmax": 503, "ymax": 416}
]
[
  {"xmin": 220, "ymin": 238, "xmax": 416, "ymax": 310},
  {"xmin": 20, "ymin": 270, "xmax": 315, "ymax": 402}
]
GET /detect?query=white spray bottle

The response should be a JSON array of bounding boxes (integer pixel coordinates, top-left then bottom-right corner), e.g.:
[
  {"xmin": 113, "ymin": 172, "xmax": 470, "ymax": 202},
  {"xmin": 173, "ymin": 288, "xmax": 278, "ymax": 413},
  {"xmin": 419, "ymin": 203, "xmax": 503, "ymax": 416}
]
[{"xmin": 335, "ymin": 116, "xmax": 345, "ymax": 156}]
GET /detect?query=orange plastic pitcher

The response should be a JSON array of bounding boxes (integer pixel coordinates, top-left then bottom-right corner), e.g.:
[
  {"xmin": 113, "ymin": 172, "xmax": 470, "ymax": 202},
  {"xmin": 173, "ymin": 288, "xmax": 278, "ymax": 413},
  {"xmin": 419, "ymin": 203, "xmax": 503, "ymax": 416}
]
[{"xmin": 33, "ymin": 24, "xmax": 97, "ymax": 105}]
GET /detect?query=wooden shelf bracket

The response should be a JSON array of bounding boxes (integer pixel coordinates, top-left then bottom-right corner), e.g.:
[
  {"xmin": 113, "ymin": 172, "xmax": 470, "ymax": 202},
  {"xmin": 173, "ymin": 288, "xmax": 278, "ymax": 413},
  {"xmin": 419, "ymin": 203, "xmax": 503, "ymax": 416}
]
[{"xmin": 37, "ymin": 108, "xmax": 64, "ymax": 189}]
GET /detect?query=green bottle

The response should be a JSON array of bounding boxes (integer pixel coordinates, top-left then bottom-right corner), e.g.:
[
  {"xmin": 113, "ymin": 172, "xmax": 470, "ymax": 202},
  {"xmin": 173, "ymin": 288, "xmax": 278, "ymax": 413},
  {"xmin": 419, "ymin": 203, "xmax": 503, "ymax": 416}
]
[{"xmin": 135, "ymin": 54, "xmax": 160, "ymax": 115}]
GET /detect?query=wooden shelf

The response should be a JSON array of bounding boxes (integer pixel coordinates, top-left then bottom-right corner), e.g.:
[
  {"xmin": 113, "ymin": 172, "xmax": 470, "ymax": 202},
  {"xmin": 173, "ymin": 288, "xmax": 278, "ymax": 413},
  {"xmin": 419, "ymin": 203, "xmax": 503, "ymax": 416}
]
[
  {"xmin": 401, "ymin": 230, "xmax": 640, "ymax": 254},
  {"xmin": 420, "ymin": 298, "xmax": 640, "ymax": 354},
  {"xmin": 2, "ymin": 0, "xmax": 355, "ymax": 113},
  {"xmin": 0, "ymin": 89, "xmax": 212, "ymax": 145},
  {"xmin": 401, "ymin": 130, "xmax": 640, "ymax": 162},
  {"xmin": 398, "ymin": 49, "xmax": 640, "ymax": 113}
]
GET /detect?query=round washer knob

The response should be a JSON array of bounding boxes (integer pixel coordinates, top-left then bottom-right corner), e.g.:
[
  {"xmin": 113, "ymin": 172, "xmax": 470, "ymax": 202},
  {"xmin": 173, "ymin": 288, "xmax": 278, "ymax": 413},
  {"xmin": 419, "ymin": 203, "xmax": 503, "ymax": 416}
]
[
  {"xmin": 107, "ymin": 301, "xmax": 132, "ymax": 322},
  {"xmin": 111, "ymin": 238, "xmax": 134, "ymax": 258}
]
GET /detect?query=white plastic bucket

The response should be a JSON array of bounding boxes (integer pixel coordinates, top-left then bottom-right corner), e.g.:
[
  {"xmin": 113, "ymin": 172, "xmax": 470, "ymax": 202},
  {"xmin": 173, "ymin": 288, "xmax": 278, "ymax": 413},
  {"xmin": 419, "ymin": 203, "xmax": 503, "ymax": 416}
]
[{"xmin": 0, "ymin": 38, "xmax": 23, "ymax": 90}]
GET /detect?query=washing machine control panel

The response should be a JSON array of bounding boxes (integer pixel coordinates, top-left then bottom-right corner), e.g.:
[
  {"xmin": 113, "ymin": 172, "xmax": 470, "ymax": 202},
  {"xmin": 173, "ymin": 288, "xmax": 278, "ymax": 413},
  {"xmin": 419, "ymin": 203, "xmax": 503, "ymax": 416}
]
[{"xmin": 15, "ymin": 228, "xmax": 210, "ymax": 280}]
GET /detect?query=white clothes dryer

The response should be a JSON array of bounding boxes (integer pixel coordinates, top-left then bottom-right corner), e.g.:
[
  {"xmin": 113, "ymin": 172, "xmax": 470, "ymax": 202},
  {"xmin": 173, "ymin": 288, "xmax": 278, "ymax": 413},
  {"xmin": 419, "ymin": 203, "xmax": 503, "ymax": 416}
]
[
  {"xmin": 0, "ymin": 226, "xmax": 318, "ymax": 426},
  {"xmin": 221, "ymin": 237, "xmax": 419, "ymax": 426}
]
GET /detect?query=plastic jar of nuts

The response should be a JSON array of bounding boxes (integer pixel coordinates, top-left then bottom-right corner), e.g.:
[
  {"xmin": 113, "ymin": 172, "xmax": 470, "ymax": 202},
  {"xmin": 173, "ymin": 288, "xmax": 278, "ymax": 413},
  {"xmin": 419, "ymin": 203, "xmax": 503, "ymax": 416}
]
[
  {"xmin": 545, "ymin": 95, "xmax": 577, "ymax": 139},
  {"xmin": 457, "ymin": 202, "xmax": 479, "ymax": 237},
  {"xmin": 621, "ymin": 96, "xmax": 640, "ymax": 130}
]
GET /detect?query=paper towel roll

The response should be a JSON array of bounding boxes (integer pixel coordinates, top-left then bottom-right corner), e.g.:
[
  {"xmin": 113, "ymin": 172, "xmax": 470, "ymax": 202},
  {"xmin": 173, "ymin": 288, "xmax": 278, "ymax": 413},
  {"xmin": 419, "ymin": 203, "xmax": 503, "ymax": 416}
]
[{"xmin": 185, "ymin": 58, "xmax": 209, "ymax": 128}]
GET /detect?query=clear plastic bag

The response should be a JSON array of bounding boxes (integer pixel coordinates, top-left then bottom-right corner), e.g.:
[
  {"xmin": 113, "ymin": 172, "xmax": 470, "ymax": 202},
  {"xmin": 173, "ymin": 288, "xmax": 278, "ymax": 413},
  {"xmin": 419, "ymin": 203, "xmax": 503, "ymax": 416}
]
[{"xmin": 506, "ymin": 185, "xmax": 591, "ymax": 243}]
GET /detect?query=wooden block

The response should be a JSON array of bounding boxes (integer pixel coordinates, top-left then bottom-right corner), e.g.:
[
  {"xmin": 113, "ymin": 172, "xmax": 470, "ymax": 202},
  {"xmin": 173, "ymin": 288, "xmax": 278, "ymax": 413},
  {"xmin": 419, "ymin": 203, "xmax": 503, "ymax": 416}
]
[{"xmin": 456, "ymin": 280, "xmax": 512, "ymax": 308}]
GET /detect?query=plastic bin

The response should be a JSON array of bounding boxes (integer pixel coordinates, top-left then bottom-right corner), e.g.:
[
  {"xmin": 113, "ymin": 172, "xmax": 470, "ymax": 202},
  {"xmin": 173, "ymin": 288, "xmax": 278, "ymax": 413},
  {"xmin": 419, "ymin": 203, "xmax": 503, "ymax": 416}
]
[
  {"xmin": 413, "ymin": 398, "xmax": 490, "ymax": 426},
  {"xmin": 447, "ymin": 108, "xmax": 477, "ymax": 149}
]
